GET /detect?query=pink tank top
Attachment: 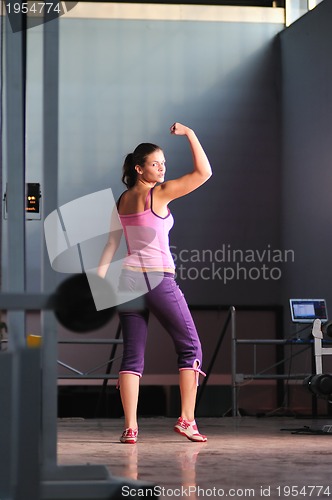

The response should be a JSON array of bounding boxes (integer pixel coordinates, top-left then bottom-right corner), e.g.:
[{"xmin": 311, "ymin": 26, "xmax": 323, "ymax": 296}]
[{"xmin": 118, "ymin": 188, "xmax": 175, "ymax": 271}]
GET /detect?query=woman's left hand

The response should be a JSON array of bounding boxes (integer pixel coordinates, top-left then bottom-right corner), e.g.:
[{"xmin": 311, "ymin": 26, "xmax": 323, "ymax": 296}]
[{"xmin": 170, "ymin": 122, "xmax": 192, "ymax": 136}]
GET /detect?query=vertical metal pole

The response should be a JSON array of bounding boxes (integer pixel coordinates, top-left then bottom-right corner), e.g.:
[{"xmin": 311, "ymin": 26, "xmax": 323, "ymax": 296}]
[
  {"xmin": 231, "ymin": 306, "xmax": 237, "ymax": 417},
  {"xmin": 41, "ymin": 15, "xmax": 59, "ymax": 475},
  {"xmin": 14, "ymin": 348, "xmax": 41, "ymax": 500},
  {"xmin": 3, "ymin": 5, "xmax": 27, "ymax": 499},
  {"xmin": 5, "ymin": 3, "xmax": 26, "ymax": 352},
  {"xmin": 0, "ymin": 353, "xmax": 14, "ymax": 498}
]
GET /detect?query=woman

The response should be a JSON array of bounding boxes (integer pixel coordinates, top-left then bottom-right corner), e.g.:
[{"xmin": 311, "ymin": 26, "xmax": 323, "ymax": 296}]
[{"xmin": 98, "ymin": 122, "xmax": 212, "ymax": 443}]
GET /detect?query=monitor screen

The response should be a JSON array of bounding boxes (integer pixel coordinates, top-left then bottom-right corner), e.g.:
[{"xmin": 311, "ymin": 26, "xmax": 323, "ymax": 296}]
[{"xmin": 289, "ymin": 298, "xmax": 328, "ymax": 324}]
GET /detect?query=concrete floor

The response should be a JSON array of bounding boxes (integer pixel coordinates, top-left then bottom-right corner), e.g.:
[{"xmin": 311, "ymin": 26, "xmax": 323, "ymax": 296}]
[{"xmin": 57, "ymin": 416, "xmax": 332, "ymax": 499}]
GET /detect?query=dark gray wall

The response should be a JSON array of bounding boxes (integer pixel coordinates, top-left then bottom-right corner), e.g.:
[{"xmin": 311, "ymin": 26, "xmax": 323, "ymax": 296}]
[
  {"xmin": 279, "ymin": 0, "xmax": 332, "ymax": 335},
  {"xmin": 11, "ymin": 9, "xmax": 284, "ymax": 308}
]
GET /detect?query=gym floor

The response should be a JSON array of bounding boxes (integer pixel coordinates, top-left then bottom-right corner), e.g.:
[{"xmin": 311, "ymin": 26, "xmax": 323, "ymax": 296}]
[{"xmin": 57, "ymin": 416, "xmax": 332, "ymax": 499}]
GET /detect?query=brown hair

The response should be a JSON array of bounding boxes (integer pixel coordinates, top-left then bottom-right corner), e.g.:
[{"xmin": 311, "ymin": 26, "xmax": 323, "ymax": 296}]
[{"xmin": 122, "ymin": 143, "xmax": 161, "ymax": 188}]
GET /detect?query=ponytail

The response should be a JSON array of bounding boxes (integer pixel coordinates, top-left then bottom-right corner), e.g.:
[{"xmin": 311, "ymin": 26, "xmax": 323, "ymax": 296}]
[{"xmin": 122, "ymin": 153, "xmax": 137, "ymax": 188}]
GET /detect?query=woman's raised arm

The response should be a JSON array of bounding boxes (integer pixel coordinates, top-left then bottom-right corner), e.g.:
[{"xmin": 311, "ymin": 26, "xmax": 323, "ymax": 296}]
[{"xmin": 158, "ymin": 123, "xmax": 212, "ymax": 203}]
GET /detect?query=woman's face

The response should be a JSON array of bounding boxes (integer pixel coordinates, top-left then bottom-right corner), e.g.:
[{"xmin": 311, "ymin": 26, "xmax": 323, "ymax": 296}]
[{"xmin": 137, "ymin": 149, "xmax": 166, "ymax": 184}]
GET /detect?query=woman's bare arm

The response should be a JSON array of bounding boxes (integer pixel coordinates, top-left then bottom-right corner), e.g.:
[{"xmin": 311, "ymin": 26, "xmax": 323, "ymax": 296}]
[
  {"xmin": 97, "ymin": 208, "xmax": 122, "ymax": 278},
  {"xmin": 157, "ymin": 123, "xmax": 212, "ymax": 203}
]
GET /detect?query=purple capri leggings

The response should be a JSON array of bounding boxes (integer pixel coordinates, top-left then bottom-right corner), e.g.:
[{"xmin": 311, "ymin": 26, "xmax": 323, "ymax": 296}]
[{"xmin": 118, "ymin": 270, "xmax": 204, "ymax": 381}]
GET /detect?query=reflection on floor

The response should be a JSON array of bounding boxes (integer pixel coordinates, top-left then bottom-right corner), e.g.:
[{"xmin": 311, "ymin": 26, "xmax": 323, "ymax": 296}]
[{"xmin": 57, "ymin": 417, "xmax": 332, "ymax": 499}]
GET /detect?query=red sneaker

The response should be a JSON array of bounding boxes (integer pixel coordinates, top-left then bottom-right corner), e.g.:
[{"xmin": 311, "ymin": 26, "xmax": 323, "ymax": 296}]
[
  {"xmin": 174, "ymin": 417, "xmax": 207, "ymax": 442},
  {"xmin": 120, "ymin": 427, "xmax": 138, "ymax": 444}
]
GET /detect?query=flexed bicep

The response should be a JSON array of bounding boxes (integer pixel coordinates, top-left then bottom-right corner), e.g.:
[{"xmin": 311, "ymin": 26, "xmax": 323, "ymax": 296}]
[{"xmin": 159, "ymin": 123, "xmax": 212, "ymax": 202}]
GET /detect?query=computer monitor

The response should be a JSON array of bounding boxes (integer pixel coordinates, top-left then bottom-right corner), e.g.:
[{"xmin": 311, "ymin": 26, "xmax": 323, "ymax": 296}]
[{"xmin": 289, "ymin": 298, "xmax": 328, "ymax": 324}]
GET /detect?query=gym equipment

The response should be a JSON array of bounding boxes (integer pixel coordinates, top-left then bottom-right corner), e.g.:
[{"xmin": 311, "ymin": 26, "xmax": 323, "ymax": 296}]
[
  {"xmin": 282, "ymin": 319, "xmax": 332, "ymax": 435},
  {"xmin": 304, "ymin": 373, "xmax": 332, "ymax": 400},
  {"xmin": 52, "ymin": 273, "xmax": 116, "ymax": 333},
  {"xmin": 322, "ymin": 320, "xmax": 332, "ymax": 338},
  {"xmin": 302, "ymin": 318, "xmax": 332, "ymax": 401}
]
